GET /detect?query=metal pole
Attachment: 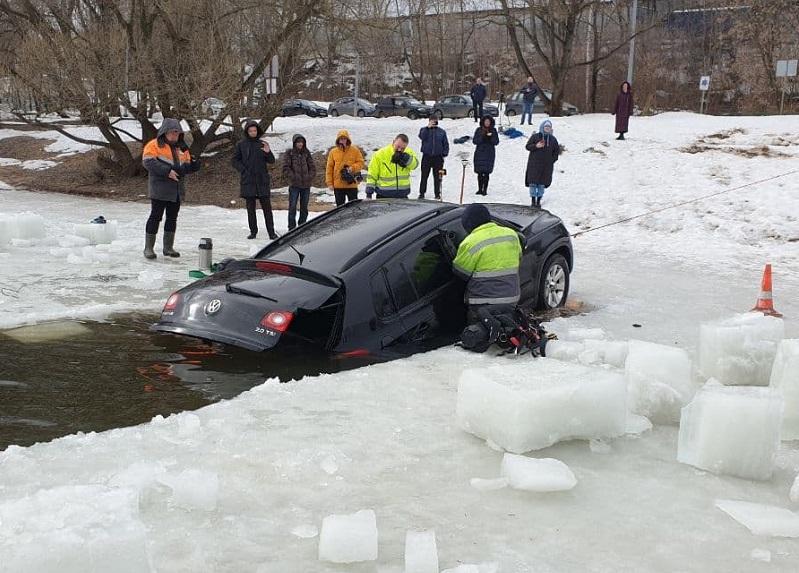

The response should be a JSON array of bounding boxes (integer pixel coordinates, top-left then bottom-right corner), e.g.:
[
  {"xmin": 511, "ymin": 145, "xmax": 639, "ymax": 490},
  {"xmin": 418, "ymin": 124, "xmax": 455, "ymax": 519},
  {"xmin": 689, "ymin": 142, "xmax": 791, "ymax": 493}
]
[
  {"xmin": 626, "ymin": 0, "xmax": 638, "ymax": 84},
  {"xmin": 354, "ymin": 54, "xmax": 361, "ymax": 116},
  {"xmin": 459, "ymin": 161, "xmax": 467, "ymax": 205},
  {"xmin": 780, "ymin": 87, "xmax": 785, "ymax": 115},
  {"xmin": 585, "ymin": 5, "xmax": 592, "ymax": 109}
]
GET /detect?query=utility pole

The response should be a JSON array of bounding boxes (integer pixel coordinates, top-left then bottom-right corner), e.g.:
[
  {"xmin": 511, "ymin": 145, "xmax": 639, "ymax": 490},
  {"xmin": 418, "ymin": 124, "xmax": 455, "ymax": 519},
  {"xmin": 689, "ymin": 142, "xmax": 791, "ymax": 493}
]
[
  {"xmin": 354, "ymin": 54, "xmax": 360, "ymax": 116},
  {"xmin": 626, "ymin": 0, "xmax": 638, "ymax": 84}
]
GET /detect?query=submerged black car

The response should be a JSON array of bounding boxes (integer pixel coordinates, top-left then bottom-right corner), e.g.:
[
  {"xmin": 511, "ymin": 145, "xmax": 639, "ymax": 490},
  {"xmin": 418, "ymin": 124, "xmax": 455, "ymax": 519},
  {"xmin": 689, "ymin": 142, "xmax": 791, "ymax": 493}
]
[{"xmin": 153, "ymin": 200, "xmax": 572, "ymax": 356}]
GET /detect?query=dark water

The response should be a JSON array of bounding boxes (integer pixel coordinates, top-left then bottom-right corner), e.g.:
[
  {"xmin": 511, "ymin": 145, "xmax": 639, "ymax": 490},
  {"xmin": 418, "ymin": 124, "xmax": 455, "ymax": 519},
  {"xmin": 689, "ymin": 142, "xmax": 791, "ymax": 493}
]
[{"xmin": 0, "ymin": 314, "xmax": 377, "ymax": 450}]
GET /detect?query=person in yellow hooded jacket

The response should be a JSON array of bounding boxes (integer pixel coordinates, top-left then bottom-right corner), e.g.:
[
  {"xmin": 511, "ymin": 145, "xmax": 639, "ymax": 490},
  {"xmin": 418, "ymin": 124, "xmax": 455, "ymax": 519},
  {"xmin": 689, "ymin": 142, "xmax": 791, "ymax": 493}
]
[
  {"xmin": 365, "ymin": 133, "xmax": 419, "ymax": 199},
  {"xmin": 325, "ymin": 129, "xmax": 365, "ymax": 206}
]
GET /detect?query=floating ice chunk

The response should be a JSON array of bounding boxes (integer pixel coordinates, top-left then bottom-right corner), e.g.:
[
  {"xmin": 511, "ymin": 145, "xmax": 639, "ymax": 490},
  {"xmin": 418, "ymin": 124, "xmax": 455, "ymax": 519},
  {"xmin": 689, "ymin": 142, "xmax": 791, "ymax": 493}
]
[
  {"xmin": 158, "ymin": 469, "xmax": 219, "ymax": 511},
  {"xmin": 0, "ymin": 212, "xmax": 46, "ymax": 243},
  {"xmin": 715, "ymin": 499, "xmax": 799, "ymax": 537},
  {"xmin": 74, "ymin": 220, "xmax": 118, "ymax": 244},
  {"xmin": 457, "ymin": 359, "xmax": 627, "ymax": 453},
  {"xmin": 678, "ymin": 382, "xmax": 783, "ymax": 480},
  {"xmin": 4, "ymin": 320, "xmax": 91, "ymax": 344},
  {"xmin": 585, "ymin": 339, "xmax": 629, "ymax": 368},
  {"xmin": 564, "ymin": 327, "xmax": 606, "ymax": 341},
  {"xmin": 404, "ymin": 530, "xmax": 438, "ymax": 573},
  {"xmin": 320, "ymin": 455, "xmax": 339, "ymax": 475},
  {"xmin": 500, "ymin": 453, "xmax": 577, "ymax": 492},
  {"xmin": 699, "ymin": 313, "xmax": 784, "ymax": 386},
  {"xmin": 625, "ymin": 340, "xmax": 694, "ymax": 424},
  {"xmin": 790, "ymin": 474, "xmax": 799, "ymax": 503},
  {"xmin": 469, "ymin": 477, "xmax": 508, "ymax": 492},
  {"xmin": 137, "ymin": 269, "xmax": 165, "ymax": 290},
  {"xmin": 0, "ymin": 485, "xmax": 150, "ymax": 573},
  {"xmin": 750, "ymin": 548, "xmax": 771, "ymax": 562},
  {"xmin": 625, "ymin": 414, "xmax": 653, "ymax": 435},
  {"xmin": 544, "ymin": 340, "xmax": 584, "ymax": 362},
  {"xmin": 770, "ymin": 339, "xmax": 799, "ymax": 440},
  {"xmin": 318, "ymin": 509, "xmax": 378, "ymax": 563},
  {"xmin": 291, "ymin": 524, "xmax": 319, "ymax": 538}
]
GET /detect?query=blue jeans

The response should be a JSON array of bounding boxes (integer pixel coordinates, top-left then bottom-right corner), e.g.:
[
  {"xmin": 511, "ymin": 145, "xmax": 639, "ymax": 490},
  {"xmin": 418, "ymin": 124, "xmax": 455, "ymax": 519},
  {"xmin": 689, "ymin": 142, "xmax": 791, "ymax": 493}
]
[
  {"xmin": 521, "ymin": 102, "xmax": 534, "ymax": 125},
  {"xmin": 288, "ymin": 186, "xmax": 310, "ymax": 230},
  {"xmin": 529, "ymin": 184, "xmax": 546, "ymax": 198}
]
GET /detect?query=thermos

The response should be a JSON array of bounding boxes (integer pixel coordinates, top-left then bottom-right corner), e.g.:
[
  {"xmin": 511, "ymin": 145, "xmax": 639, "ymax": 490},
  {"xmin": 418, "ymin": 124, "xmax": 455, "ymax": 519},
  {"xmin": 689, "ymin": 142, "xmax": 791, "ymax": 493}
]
[{"xmin": 198, "ymin": 238, "xmax": 213, "ymax": 270}]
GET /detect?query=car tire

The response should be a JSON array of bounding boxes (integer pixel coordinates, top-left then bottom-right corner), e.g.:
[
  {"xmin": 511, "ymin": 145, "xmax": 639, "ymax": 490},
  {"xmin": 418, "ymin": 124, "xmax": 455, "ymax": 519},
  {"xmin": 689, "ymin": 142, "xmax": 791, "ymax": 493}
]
[
  {"xmin": 330, "ymin": 109, "xmax": 339, "ymax": 117},
  {"xmin": 467, "ymin": 109, "xmax": 474, "ymax": 118},
  {"xmin": 408, "ymin": 111, "xmax": 418, "ymax": 120},
  {"xmin": 536, "ymin": 254, "xmax": 570, "ymax": 310},
  {"xmin": 506, "ymin": 109, "xmax": 516, "ymax": 117},
  {"xmin": 377, "ymin": 110, "xmax": 385, "ymax": 118},
  {"xmin": 357, "ymin": 109, "xmax": 365, "ymax": 118},
  {"xmin": 435, "ymin": 110, "xmax": 444, "ymax": 120}
]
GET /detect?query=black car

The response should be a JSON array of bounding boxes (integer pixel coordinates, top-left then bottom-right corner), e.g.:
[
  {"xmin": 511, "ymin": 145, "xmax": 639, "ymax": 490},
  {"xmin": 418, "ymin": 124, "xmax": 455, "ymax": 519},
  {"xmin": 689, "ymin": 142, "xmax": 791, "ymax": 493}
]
[
  {"xmin": 432, "ymin": 95, "xmax": 499, "ymax": 119},
  {"xmin": 374, "ymin": 96, "xmax": 432, "ymax": 119},
  {"xmin": 281, "ymin": 99, "xmax": 328, "ymax": 118},
  {"xmin": 153, "ymin": 200, "xmax": 572, "ymax": 356}
]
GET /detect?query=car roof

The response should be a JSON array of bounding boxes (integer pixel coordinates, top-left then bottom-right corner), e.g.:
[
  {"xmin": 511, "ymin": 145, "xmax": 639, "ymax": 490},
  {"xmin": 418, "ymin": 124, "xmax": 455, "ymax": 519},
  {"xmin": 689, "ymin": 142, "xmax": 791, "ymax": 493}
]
[{"xmin": 256, "ymin": 200, "xmax": 458, "ymax": 274}]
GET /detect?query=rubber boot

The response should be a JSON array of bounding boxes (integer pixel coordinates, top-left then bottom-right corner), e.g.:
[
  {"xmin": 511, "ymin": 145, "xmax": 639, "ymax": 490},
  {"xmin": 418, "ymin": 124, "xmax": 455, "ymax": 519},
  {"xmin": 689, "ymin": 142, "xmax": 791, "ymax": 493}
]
[
  {"xmin": 163, "ymin": 232, "xmax": 180, "ymax": 258},
  {"xmin": 143, "ymin": 233, "xmax": 157, "ymax": 260},
  {"xmin": 537, "ymin": 197, "xmax": 542, "ymax": 208}
]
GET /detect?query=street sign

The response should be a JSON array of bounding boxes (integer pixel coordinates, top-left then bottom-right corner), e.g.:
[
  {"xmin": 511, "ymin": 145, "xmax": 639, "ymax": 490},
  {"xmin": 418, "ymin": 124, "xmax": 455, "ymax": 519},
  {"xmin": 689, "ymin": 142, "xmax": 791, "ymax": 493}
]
[
  {"xmin": 776, "ymin": 59, "xmax": 798, "ymax": 78},
  {"xmin": 699, "ymin": 76, "xmax": 711, "ymax": 91}
]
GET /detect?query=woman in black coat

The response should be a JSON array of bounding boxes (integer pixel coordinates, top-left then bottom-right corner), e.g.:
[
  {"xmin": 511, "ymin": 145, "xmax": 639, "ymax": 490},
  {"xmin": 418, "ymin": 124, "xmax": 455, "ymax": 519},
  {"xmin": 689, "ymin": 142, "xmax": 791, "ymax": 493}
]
[
  {"xmin": 232, "ymin": 120, "xmax": 277, "ymax": 239},
  {"xmin": 472, "ymin": 115, "xmax": 499, "ymax": 196},
  {"xmin": 612, "ymin": 82, "xmax": 633, "ymax": 140},
  {"xmin": 525, "ymin": 119, "xmax": 559, "ymax": 208}
]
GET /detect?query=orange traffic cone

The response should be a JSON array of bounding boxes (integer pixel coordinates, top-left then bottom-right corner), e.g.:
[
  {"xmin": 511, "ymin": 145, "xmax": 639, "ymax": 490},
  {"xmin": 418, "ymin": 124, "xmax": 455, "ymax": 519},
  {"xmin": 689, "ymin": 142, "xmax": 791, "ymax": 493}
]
[{"xmin": 751, "ymin": 264, "xmax": 783, "ymax": 317}]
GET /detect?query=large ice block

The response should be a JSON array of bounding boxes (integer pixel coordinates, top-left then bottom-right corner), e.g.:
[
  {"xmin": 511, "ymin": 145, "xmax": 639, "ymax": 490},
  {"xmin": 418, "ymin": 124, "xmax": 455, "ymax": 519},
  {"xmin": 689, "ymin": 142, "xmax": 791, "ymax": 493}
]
[
  {"xmin": 0, "ymin": 212, "xmax": 46, "ymax": 245},
  {"xmin": 318, "ymin": 509, "xmax": 378, "ymax": 563},
  {"xmin": 699, "ymin": 313, "xmax": 784, "ymax": 386},
  {"xmin": 678, "ymin": 382, "xmax": 783, "ymax": 480},
  {"xmin": 404, "ymin": 530, "xmax": 438, "ymax": 573},
  {"xmin": 456, "ymin": 359, "xmax": 627, "ymax": 453},
  {"xmin": 769, "ymin": 339, "xmax": 799, "ymax": 440},
  {"xmin": 715, "ymin": 499, "xmax": 799, "ymax": 537},
  {"xmin": 74, "ymin": 220, "xmax": 118, "ymax": 244},
  {"xmin": 625, "ymin": 340, "xmax": 694, "ymax": 424}
]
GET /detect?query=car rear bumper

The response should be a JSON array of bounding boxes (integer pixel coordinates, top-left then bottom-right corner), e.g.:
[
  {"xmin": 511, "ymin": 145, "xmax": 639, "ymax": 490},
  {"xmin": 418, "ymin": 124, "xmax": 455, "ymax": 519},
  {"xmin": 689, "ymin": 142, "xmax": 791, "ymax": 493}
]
[{"xmin": 152, "ymin": 323, "xmax": 275, "ymax": 352}]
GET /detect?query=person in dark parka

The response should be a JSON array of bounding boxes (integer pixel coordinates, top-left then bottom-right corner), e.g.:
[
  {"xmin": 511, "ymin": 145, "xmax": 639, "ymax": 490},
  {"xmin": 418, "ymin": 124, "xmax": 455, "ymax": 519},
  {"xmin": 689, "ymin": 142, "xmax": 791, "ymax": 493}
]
[
  {"xmin": 525, "ymin": 119, "xmax": 559, "ymax": 208},
  {"xmin": 472, "ymin": 115, "xmax": 499, "ymax": 196},
  {"xmin": 282, "ymin": 133, "xmax": 316, "ymax": 230},
  {"xmin": 469, "ymin": 78, "xmax": 487, "ymax": 122},
  {"xmin": 612, "ymin": 81, "xmax": 634, "ymax": 140},
  {"xmin": 418, "ymin": 117, "xmax": 449, "ymax": 199},
  {"xmin": 232, "ymin": 120, "xmax": 277, "ymax": 240}
]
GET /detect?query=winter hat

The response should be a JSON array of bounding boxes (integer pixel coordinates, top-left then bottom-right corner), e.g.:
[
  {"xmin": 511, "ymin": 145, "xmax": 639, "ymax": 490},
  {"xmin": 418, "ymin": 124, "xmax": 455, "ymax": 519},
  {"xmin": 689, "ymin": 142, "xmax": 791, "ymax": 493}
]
[
  {"xmin": 243, "ymin": 120, "xmax": 263, "ymax": 139},
  {"xmin": 538, "ymin": 119, "xmax": 553, "ymax": 134},
  {"xmin": 292, "ymin": 134, "xmax": 307, "ymax": 148},
  {"xmin": 461, "ymin": 203, "xmax": 492, "ymax": 233}
]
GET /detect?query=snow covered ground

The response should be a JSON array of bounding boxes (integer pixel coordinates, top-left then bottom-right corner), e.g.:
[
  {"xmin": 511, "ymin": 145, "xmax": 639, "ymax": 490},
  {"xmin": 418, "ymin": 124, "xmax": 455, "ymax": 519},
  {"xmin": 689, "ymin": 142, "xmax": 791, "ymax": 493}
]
[{"xmin": 1, "ymin": 112, "xmax": 799, "ymax": 571}]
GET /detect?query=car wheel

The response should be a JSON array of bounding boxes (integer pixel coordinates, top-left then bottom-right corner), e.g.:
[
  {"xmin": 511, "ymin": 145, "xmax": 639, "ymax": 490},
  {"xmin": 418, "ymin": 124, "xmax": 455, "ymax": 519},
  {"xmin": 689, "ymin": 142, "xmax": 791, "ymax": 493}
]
[
  {"xmin": 506, "ymin": 109, "xmax": 516, "ymax": 117},
  {"xmin": 330, "ymin": 109, "xmax": 339, "ymax": 117},
  {"xmin": 537, "ymin": 254, "xmax": 570, "ymax": 310},
  {"xmin": 357, "ymin": 109, "xmax": 365, "ymax": 118},
  {"xmin": 408, "ymin": 111, "xmax": 418, "ymax": 120},
  {"xmin": 377, "ymin": 110, "xmax": 385, "ymax": 118},
  {"xmin": 467, "ymin": 109, "xmax": 475, "ymax": 119}
]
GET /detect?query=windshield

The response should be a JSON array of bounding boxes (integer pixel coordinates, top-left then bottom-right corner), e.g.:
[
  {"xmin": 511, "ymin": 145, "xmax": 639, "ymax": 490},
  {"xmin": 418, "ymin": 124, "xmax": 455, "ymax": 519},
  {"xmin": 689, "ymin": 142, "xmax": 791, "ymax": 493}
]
[
  {"xmin": 357, "ymin": 98, "xmax": 372, "ymax": 106},
  {"xmin": 405, "ymin": 98, "xmax": 423, "ymax": 106}
]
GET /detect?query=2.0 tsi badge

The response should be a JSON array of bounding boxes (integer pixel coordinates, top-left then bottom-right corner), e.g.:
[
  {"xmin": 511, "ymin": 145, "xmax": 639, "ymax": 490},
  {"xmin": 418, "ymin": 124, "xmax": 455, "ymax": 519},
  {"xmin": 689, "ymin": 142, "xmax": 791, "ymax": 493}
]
[{"xmin": 205, "ymin": 299, "xmax": 222, "ymax": 315}]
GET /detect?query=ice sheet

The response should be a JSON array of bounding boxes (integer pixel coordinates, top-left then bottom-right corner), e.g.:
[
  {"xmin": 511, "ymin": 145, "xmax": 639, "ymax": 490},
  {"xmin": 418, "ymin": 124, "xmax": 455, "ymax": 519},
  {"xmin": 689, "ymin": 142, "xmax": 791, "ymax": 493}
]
[{"xmin": 715, "ymin": 499, "xmax": 799, "ymax": 537}]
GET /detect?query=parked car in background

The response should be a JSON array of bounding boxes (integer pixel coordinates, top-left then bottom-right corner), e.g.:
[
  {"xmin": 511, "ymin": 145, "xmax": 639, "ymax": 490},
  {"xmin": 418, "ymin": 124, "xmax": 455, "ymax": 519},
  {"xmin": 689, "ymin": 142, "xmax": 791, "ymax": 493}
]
[
  {"xmin": 432, "ymin": 95, "xmax": 499, "ymax": 119},
  {"xmin": 374, "ymin": 96, "xmax": 432, "ymax": 119},
  {"xmin": 505, "ymin": 90, "xmax": 580, "ymax": 117},
  {"xmin": 153, "ymin": 200, "xmax": 573, "ymax": 356},
  {"xmin": 200, "ymin": 97, "xmax": 226, "ymax": 117},
  {"xmin": 328, "ymin": 97, "xmax": 376, "ymax": 117},
  {"xmin": 281, "ymin": 99, "xmax": 329, "ymax": 118}
]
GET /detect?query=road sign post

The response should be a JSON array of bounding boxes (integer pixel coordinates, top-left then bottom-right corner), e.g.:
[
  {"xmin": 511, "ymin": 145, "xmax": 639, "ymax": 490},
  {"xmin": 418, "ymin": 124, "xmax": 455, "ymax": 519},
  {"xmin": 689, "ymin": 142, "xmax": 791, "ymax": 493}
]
[
  {"xmin": 775, "ymin": 59, "xmax": 797, "ymax": 115},
  {"xmin": 698, "ymin": 75, "xmax": 710, "ymax": 114}
]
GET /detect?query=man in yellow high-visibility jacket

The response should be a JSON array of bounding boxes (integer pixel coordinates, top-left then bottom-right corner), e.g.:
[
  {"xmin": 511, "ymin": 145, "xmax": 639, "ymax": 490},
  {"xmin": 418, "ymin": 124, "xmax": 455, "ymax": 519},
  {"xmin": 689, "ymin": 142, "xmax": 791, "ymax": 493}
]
[
  {"xmin": 365, "ymin": 133, "xmax": 419, "ymax": 199},
  {"xmin": 453, "ymin": 203, "xmax": 522, "ymax": 321}
]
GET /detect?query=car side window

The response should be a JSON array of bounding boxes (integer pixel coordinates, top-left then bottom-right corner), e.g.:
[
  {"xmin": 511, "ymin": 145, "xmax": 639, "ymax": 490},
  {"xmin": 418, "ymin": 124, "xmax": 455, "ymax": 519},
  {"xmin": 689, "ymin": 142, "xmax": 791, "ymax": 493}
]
[
  {"xmin": 380, "ymin": 235, "xmax": 454, "ymax": 314},
  {"xmin": 370, "ymin": 270, "xmax": 395, "ymax": 318}
]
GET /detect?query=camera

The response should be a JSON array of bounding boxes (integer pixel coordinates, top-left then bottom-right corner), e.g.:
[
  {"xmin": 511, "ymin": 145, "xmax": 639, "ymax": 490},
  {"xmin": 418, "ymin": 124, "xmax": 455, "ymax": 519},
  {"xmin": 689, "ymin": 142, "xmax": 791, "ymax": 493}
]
[
  {"xmin": 340, "ymin": 165, "xmax": 356, "ymax": 184},
  {"xmin": 438, "ymin": 168, "xmax": 447, "ymax": 177}
]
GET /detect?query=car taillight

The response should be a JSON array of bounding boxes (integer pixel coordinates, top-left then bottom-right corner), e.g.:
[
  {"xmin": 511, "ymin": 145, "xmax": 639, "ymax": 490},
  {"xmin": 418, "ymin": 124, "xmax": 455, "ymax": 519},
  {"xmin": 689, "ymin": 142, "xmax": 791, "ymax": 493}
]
[
  {"xmin": 260, "ymin": 311, "xmax": 294, "ymax": 333},
  {"xmin": 255, "ymin": 261, "xmax": 293, "ymax": 274},
  {"xmin": 163, "ymin": 293, "xmax": 180, "ymax": 312}
]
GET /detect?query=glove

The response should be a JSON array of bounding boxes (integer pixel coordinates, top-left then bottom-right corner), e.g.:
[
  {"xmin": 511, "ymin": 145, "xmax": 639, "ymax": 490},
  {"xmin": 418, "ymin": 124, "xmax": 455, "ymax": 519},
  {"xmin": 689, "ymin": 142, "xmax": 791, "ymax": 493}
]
[
  {"xmin": 365, "ymin": 185, "xmax": 376, "ymax": 198},
  {"xmin": 396, "ymin": 152, "xmax": 412, "ymax": 168},
  {"xmin": 340, "ymin": 166, "xmax": 356, "ymax": 184},
  {"xmin": 390, "ymin": 150, "xmax": 404, "ymax": 165}
]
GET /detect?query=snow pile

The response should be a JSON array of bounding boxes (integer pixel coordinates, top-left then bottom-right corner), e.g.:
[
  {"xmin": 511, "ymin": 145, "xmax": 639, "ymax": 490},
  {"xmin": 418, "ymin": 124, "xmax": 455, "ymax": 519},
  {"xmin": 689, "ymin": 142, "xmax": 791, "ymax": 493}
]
[
  {"xmin": 500, "ymin": 453, "xmax": 577, "ymax": 492},
  {"xmin": 769, "ymin": 339, "xmax": 799, "ymax": 440},
  {"xmin": 404, "ymin": 529, "xmax": 438, "ymax": 573},
  {"xmin": 318, "ymin": 509, "xmax": 378, "ymax": 563},
  {"xmin": 715, "ymin": 500, "xmax": 799, "ymax": 538},
  {"xmin": 457, "ymin": 359, "xmax": 627, "ymax": 453},
  {"xmin": 0, "ymin": 485, "xmax": 150, "ymax": 573},
  {"xmin": 678, "ymin": 382, "xmax": 783, "ymax": 480},
  {"xmin": 0, "ymin": 212, "xmax": 46, "ymax": 246},
  {"xmin": 625, "ymin": 340, "xmax": 695, "ymax": 424},
  {"xmin": 157, "ymin": 468, "xmax": 219, "ymax": 512},
  {"xmin": 699, "ymin": 313, "xmax": 784, "ymax": 386},
  {"xmin": 73, "ymin": 220, "xmax": 118, "ymax": 245}
]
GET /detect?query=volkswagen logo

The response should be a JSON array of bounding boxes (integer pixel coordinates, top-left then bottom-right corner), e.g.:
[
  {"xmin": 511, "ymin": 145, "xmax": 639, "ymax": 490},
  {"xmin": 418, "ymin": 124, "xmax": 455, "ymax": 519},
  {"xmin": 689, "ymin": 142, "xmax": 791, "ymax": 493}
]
[{"xmin": 205, "ymin": 299, "xmax": 222, "ymax": 315}]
